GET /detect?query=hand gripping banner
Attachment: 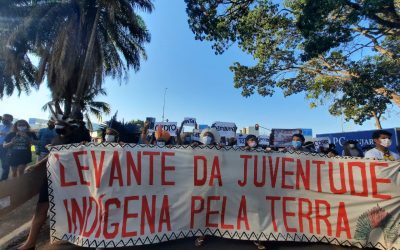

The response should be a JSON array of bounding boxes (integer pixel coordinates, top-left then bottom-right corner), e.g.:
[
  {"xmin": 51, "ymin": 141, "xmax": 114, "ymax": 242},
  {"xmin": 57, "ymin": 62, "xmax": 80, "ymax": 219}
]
[{"xmin": 47, "ymin": 144, "xmax": 400, "ymax": 249}]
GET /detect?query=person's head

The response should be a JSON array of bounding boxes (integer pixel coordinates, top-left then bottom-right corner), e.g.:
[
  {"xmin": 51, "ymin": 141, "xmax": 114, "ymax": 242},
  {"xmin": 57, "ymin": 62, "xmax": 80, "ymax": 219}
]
[
  {"xmin": 54, "ymin": 120, "xmax": 72, "ymax": 136},
  {"xmin": 200, "ymin": 128, "xmax": 220, "ymax": 145},
  {"xmin": 304, "ymin": 141, "xmax": 315, "ymax": 152},
  {"xmin": 47, "ymin": 120, "xmax": 55, "ymax": 130},
  {"xmin": 292, "ymin": 133, "xmax": 305, "ymax": 149},
  {"xmin": 104, "ymin": 128, "xmax": 119, "ymax": 142},
  {"xmin": 372, "ymin": 130, "xmax": 392, "ymax": 149},
  {"xmin": 155, "ymin": 126, "xmax": 171, "ymax": 146},
  {"xmin": 245, "ymin": 135, "xmax": 258, "ymax": 148},
  {"xmin": 180, "ymin": 132, "xmax": 192, "ymax": 145},
  {"xmin": 343, "ymin": 140, "xmax": 363, "ymax": 157},
  {"xmin": 2, "ymin": 114, "xmax": 13, "ymax": 125},
  {"xmin": 327, "ymin": 149, "xmax": 339, "ymax": 158},
  {"xmin": 12, "ymin": 120, "xmax": 30, "ymax": 133},
  {"xmin": 227, "ymin": 137, "xmax": 237, "ymax": 146}
]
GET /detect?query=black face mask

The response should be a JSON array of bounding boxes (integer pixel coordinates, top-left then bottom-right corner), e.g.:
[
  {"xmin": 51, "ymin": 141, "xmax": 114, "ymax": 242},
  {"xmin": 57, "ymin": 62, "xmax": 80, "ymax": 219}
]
[
  {"xmin": 2, "ymin": 120, "xmax": 11, "ymax": 125},
  {"xmin": 48, "ymin": 124, "xmax": 55, "ymax": 130},
  {"xmin": 55, "ymin": 128, "xmax": 66, "ymax": 135}
]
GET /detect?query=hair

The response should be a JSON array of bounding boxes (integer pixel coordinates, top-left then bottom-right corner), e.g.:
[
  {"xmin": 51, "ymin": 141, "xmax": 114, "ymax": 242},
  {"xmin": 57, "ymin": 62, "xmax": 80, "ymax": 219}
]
[
  {"xmin": 292, "ymin": 133, "xmax": 305, "ymax": 142},
  {"xmin": 372, "ymin": 130, "xmax": 392, "ymax": 139},
  {"xmin": 327, "ymin": 149, "xmax": 339, "ymax": 156},
  {"xmin": 11, "ymin": 119, "xmax": 30, "ymax": 133},
  {"xmin": 304, "ymin": 141, "xmax": 315, "ymax": 151},
  {"xmin": 3, "ymin": 114, "xmax": 13, "ymax": 120},
  {"xmin": 343, "ymin": 140, "xmax": 364, "ymax": 157},
  {"xmin": 245, "ymin": 135, "xmax": 258, "ymax": 146}
]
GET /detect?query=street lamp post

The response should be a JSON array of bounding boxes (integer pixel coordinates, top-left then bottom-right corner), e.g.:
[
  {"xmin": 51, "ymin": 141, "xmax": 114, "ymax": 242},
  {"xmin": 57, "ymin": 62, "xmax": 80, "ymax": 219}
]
[{"xmin": 162, "ymin": 88, "xmax": 168, "ymax": 122}]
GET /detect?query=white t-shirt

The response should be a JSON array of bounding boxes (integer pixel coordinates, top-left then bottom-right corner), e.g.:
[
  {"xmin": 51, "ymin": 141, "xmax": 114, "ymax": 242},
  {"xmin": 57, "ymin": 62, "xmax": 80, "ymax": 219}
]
[{"xmin": 364, "ymin": 148, "xmax": 400, "ymax": 161}]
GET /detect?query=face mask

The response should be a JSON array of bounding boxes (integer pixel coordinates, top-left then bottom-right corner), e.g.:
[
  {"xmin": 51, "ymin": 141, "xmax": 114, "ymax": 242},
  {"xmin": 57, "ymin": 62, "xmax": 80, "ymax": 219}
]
[
  {"xmin": 292, "ymin": 141, "xmax": 302, "ymax": 149},
  {"xmin": 185, "ymin": 136, "xmax": 191, "ymax": 144},
  {"xmin": 201, "ymin": 136, "xmax": 213, "ymax": 145},
  {"xmin": 349, "ymin": 144, "xmax": 355, "ymax": 149},
  {"xmin": 322, "ymin": 143, "xmax": 330, "ymax": 149},
  {"xmin": 105, "ymin": 135, "xmax": 115, "ymax": 142},
  {"xmin": 48, "ymin": 124, "xmax": 55, "ymax": 129},
  {"xmin": 248, "ymin": 142, "xmax": 257, "ymax": 148},
  {"xmin": 17, "ymin": 126, "xmax": 27, "ymax": 132},
  {"xmin": 157, "ymin": 141, "xmax": 165, "ymax": 147},
  {"xmin": 379, "ymin": 138, "xmax": 392, "ymax": 148},
  {"xmin": 2, "ymin": 120, "xmax": 11, "ymax": 125}
]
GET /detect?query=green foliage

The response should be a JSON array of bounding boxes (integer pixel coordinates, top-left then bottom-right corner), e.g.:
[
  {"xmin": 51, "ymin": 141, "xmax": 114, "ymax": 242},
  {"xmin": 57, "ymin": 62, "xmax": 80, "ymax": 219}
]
[
  {"xmin": 0, "ymin": 0, "xmax": 153, "ymax": 117},
  {"xmin": 185, "ymin": 0, "xmax": 400, "ymax": 126}
]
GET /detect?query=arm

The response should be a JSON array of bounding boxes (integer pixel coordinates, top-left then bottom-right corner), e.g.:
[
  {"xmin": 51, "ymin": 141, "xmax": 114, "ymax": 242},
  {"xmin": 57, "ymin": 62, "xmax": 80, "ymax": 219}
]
[
  {"xmin": 176, "ymin": 121, "xmax": 184, "ymax": 145},
  {"xmin": 140, "ymin": 122, "xmax": 150, "ymax": 144},
  {"xmin": 25, "ymin": 154, "xmax": 48, "ymax": 173},
  {"xmin": 3, "ymin": 134, "xmax": 15, "ymax": 149}
]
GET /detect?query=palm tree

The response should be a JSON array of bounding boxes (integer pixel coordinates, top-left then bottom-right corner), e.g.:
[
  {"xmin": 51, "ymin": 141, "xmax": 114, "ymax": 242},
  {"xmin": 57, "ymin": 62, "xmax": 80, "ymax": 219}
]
[
  {"xmin": 42, "ymin": 88, "xmax": 111, "ymax": 130},
  {"xmin": 1, "ymin": 0, "xmax": 153, "ymax": 118}
]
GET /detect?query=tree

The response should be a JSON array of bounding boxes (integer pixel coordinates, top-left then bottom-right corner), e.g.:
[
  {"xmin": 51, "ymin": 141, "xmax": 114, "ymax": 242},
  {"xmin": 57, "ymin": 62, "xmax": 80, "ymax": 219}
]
[
  {"xmin": 42, "ymin": 88, "xmax": 111, "ymax": 130},
  {"xmin": 185, "ymin": 0, "xmax": 400, "ymax": 128},
  {"xmin": 1, "ymin": 0, "xmax": 153, "ymax": 118},
  {"xmin": 129, "ymin": 119, "xmax": 145, "ymax": 129}
]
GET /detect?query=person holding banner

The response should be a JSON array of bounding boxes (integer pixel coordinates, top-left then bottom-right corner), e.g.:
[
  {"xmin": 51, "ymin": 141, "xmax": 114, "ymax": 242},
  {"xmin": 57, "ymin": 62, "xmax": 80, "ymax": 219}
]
[
  {"xmin": 289, "ymin": 133, "xmax": 311, "ymax": 152},
  {"xmin": 303, "ymin": 141, "xmax": 316, "ymax": 153},
  {"xmin": 103, "ymin": 127, "xmax": 120, "ymax": 143},
  {"xmin": 152, "ymin": 125, "xmax": 174, "ymax": 146},
  {"xmin": 191, "ymin": 127, "xmax": 220, "ymax": 147},
  {"xmin": 364, "ymin": 130, "xmax": 400, "ymax": 161},
  {"xmin": 243, "ymin": 135, "xmax": 259, "ymax": 150},
  {"xmin": 18, "ymin": 120, "xmax": 80, "ymax": 250},
  {"xmin": 3, "ymin": 120, "xmax": 38, "ymax": 178},
  {"xmin": 342, "ymin": 140, "xmax": 364, "ymax": 157},
  {"xmin": 176, "ymin": 120, "xmax": 195, "ymax": 145}
]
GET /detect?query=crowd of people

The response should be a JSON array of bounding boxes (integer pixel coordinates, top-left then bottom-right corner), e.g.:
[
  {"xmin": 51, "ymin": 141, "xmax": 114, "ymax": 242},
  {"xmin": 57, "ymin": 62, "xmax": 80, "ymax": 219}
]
[{"xmin": 0, "ymin": 113, "xmax": 399, "ymax": 250}]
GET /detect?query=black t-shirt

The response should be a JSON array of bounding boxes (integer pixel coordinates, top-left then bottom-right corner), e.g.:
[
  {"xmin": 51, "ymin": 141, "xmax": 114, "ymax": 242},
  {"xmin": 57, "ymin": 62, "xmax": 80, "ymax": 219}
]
[{"xmin": 5, "ymin": 132, "xmax": 37, "ymax": 152}]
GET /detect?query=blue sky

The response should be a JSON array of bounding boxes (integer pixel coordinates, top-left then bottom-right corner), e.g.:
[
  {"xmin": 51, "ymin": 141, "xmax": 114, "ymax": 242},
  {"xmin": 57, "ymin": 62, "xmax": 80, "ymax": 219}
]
[{"xmin": 1, "ymin": 0, "xmax": 399, "ymax": 135}]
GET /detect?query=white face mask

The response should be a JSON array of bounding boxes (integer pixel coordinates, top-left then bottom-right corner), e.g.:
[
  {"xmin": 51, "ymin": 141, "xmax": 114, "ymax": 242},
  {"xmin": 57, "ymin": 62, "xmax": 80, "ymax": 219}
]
[
  {"xmin": 157, "ymin": 141, "xmax": 165, "ymax": 147},
  {"xmin": 248, "ymin": 142, "xmax": 257, "ymax": 148},
  {"xmin": 379, "ymin": 138, "xmax": 392, "ymax": 148},
  {"xmin": 17, "ymin": 126, "xmax": 27, "ymax": 132},
  {"xmin": 201, "ymin": 136, "xmax": 213, "ymax": 145},
  {"xmin": 105, "ymin": 135, "xmax": 115, "ymax": 142}
]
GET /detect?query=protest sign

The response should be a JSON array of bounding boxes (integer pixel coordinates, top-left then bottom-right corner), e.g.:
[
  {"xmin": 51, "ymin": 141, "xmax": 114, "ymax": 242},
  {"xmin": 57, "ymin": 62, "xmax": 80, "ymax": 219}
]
[
  {"xmin": 211, "ymin": 122, "xmax": 237, "ymax": 138},
  {"xmin": 154, "ymin": 122, "xmax": 178, "ymax": 136},
  {"xmin": 48, "ymin": 144, "xmax": 400, "ymax": 249},
  {"xmin": 191, "ymin": 129, "xmax": 201, "ymax": 142},
  {"xmin": 314, "ymin": 137, "xmax": 330, "ymax": 149},
  {"xmin": 145, "ymin": 117, "xmax": 156, "ymax": 130},
  {"xmin": 183, "ymin": 118, "xmax": 196, "ymax": 127},
  {"xmin": 271, "ymin": 129, "xmax": 302, "ymax": 147},
  {"xmin": 237, "ymin": 135, "xmax": 247, "ymax": 147},
  {"xmin": 258, "ymin": 135, "xmax": 270, "ymax": 146}
]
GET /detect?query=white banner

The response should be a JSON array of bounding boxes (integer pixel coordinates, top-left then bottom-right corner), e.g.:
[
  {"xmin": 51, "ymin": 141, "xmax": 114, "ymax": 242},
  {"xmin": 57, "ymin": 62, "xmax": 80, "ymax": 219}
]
[
  {"xmin": 154, "ymin": 122, "xmax": 178, "ymax": 136},
  {"xmin": 211, "ymin": 122, "xmax": 236, "ymax": 138},
  {"xmin": 48, "ymin": 144, "xmax": 400, "ymax": 249}
]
